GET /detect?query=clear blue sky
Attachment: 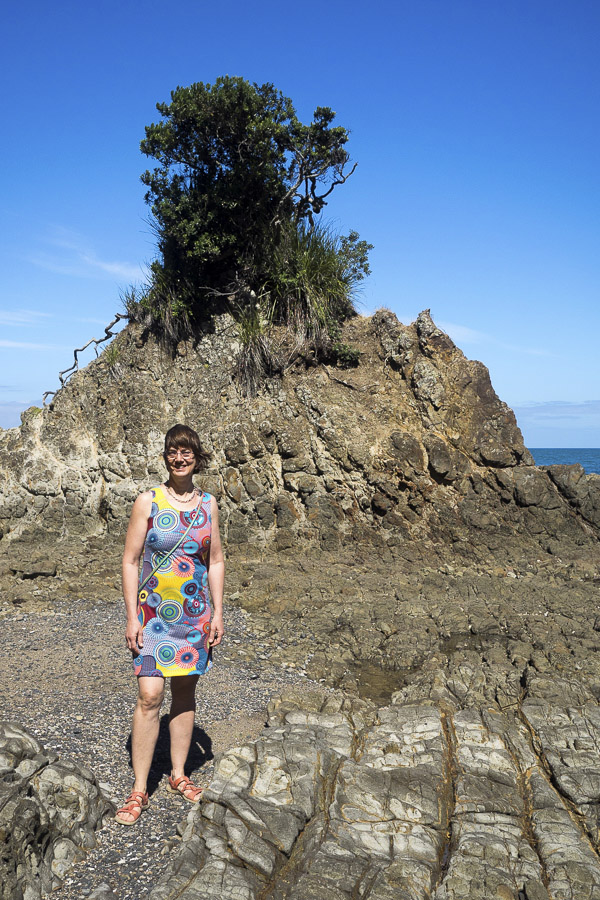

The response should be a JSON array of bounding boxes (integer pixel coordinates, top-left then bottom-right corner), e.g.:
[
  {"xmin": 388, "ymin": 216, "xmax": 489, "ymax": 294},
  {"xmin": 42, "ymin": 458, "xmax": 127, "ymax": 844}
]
[{"xmin": 1, "ymin": 0, "xmax": 598, "ymax": 446}]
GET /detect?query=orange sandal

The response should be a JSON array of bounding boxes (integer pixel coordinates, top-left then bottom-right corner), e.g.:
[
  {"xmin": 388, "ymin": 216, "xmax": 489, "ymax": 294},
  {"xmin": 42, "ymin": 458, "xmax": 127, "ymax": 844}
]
[
  {"xmin": 167, "ymin": 774, "xmax": 203, "ymax": 803},
  {"xmin": 115, "ymin": 790, "xmax": 149, "ymax": 825}
]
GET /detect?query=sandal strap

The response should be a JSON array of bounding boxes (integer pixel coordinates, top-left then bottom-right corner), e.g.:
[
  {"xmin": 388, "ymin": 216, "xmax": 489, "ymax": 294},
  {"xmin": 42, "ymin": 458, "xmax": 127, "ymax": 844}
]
[
  {"xmin": 170, "ymin": 775, "xmax": 202, "ymax": 797},
  {"xmin": 118, "ymin": 790, "xmax": 148, "ymax": 812}
]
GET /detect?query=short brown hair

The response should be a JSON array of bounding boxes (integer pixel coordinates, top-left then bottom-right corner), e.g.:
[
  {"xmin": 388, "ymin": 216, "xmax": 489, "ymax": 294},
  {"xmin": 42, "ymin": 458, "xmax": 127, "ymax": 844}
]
[{"xmin": 163, "ymin": 424, "xmax": 210, "ymax": 474}]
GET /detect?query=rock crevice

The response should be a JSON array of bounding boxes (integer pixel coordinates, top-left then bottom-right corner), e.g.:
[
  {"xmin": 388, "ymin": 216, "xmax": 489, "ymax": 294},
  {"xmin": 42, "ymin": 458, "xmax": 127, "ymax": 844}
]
[
  {"xmin": 0, "ymin": 722, "xmax": 113, "ymax": 900},
  {"xmin": 150, "ymin": 690, "xmax": 600, "ymax": 900}
]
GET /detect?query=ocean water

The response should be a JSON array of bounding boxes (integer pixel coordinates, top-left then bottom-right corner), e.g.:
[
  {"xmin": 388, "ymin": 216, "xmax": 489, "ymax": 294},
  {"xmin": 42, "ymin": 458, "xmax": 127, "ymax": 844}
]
[{"xmin": 530, "ymin": 448, "xmax": 600, "ymax": 475}]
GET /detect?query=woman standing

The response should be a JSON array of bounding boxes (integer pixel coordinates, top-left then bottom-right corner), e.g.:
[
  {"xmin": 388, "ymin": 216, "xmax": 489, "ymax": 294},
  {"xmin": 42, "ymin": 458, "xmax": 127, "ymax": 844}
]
[{"xmin": 115, "ymin": 424, "xmax": 224, "ymax": 825}]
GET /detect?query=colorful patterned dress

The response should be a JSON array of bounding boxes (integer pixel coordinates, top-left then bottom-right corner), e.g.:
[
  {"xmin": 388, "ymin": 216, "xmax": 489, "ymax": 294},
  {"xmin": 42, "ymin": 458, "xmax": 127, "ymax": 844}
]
[{"xmin": 133, "ymin": 486, "xmax": 212, "ymax": 678}]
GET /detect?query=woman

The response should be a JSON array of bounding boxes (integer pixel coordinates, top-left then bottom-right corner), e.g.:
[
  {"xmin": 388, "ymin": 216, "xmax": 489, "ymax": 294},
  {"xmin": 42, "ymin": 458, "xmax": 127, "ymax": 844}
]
[{"xmin": 115, "ymin": 424, "xmax": 224, "ymax": 825}]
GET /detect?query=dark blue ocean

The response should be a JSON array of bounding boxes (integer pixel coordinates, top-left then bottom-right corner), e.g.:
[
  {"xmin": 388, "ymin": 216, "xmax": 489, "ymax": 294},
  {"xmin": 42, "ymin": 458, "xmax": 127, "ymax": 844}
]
[{"xmin": 530, "ymin": 449, "xmax": 600, "ymax": 475}]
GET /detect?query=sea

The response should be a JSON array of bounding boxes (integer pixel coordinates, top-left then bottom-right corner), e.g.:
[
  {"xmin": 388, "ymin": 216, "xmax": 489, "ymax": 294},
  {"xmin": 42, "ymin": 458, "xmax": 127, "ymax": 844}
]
[{"xmin": 530, "ymin": 448, "xmax": 600, "ymax": 475}]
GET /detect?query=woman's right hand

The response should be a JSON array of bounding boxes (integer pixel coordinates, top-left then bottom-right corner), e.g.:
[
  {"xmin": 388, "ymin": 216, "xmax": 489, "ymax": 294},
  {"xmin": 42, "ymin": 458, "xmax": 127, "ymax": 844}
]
[{"xmin": 125, "ymin": 619, "xmax": 144, "ymax": 652}]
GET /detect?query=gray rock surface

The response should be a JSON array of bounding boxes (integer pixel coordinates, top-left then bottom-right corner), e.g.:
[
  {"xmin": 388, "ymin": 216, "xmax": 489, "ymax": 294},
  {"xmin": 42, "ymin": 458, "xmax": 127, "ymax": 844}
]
[
  {"xmin": 0, "ymin": 721, "xmax": 113, "ymax": 899},
  {"xmin": 85, "ymin": 885, "xmax": 118, "ymax": 900},
  {"xmin": 150, "ymin": 688, "xmax": 600, "ymax": 900}
]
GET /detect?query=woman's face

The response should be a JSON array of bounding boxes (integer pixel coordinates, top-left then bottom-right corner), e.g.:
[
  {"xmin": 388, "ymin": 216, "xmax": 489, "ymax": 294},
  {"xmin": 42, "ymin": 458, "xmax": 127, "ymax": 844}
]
[{"xmin": 165, "ymin": 445, "xmax": 196, "ymax": 477}]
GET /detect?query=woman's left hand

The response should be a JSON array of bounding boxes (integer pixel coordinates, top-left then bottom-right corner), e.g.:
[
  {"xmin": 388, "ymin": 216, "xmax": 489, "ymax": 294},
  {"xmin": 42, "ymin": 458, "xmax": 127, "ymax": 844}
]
[{"xmin": 209, "ymin": 614, "xmax": 224, "ymax": 647}]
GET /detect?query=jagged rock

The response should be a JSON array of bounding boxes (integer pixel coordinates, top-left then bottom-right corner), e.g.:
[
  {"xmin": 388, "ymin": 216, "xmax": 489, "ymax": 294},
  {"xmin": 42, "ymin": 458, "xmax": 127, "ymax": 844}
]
[
  {"xmin": 150, "ymin": 688, "xmax": 600, "ymax": 900},
  {"xmin": 0, "ymin": 311, "xmax": 598, "ymax": 577},
  {"xmin": 0, "ymin": 722, "xmax": 113, "ymax": 900},
  {"xmin": 546, "ymin": 463, "xmax": 600, "ymax": 528},
  {"xmin": 2, "ymin": 310, "xmax": 600, "ymax": 897}
]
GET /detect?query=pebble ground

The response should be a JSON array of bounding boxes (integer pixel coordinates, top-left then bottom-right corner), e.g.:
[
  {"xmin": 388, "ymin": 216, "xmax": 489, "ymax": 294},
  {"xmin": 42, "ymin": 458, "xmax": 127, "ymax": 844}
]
[{"xmin": 0, "ymin": 596, "xmax": 312, "ymax": 899}]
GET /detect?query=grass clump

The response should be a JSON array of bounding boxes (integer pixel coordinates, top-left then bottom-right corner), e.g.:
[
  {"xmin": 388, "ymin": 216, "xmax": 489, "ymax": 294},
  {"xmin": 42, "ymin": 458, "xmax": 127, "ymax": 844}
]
[
  {"xmin": 233, "ymin": 223, "xmax": 369, "ymax": 391},
  {"xmin": 102, "ymin": 336, "xmax": 125, "ymax": 380}
]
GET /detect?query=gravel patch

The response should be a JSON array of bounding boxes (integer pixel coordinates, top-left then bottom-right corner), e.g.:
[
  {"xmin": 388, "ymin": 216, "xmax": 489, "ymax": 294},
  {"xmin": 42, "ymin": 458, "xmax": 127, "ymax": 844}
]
[{"xmin": 0, "ymin": 596, "xmax": 314, "ymax": 899}]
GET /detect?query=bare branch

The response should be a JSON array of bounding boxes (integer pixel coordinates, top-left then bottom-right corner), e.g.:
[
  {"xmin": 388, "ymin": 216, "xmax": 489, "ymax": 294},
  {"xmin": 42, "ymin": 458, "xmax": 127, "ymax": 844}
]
[
  {"xmin": 314, "ymin": 162, "xmax": 358, "ymax": 202},
  {"xmin": 42, "ymin": 313, "xmax": 127, "ymax": 405}
]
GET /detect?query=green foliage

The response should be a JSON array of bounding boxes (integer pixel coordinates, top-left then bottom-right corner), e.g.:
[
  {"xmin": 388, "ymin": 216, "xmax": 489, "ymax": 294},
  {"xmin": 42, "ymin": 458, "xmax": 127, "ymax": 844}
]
[
  {"xmin": 133, "ymin": 75, "xmax": 373, "ymax": 384},
  {"xmin": 103, "ymin": 340, "xmax": 120, "ymax": 366},
  {"xmin": 326, "ymin": 321, "xmax": 361, "ymax": 367},
  {"xmin": 233, "ymin": 223, "xmax": 368, "ymax": 390},
  {"xmin": 233, "ymin": 303, "xmax": 275, "ymax": 395},
  {"xmin": 139, "ymin": 76, "xmax": 364, "ymax": 323},
  {"xmin": 121, "ymin": 285, "xmax": 144, "ymax": 320},
  {"xmin": 266, "ymin": 222, "xmax": 371, "ymax": 333}
]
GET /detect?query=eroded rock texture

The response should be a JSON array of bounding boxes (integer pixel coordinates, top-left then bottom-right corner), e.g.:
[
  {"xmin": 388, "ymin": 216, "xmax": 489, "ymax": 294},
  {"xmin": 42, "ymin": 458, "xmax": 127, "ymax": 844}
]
[
  {"xmin": 1, "ymin": 310, "xmax": 599, "ymax": 568},
  {"xmin": 151, "ymin": 689, "xmax": 600, "ymax": 900},
  {"xmin": 0, "ymin": 722, "xmax": 113, "ymax": 900},
  {"xmin": 2, "ymin": 309, "xmax": 600, "ymax": 897}
]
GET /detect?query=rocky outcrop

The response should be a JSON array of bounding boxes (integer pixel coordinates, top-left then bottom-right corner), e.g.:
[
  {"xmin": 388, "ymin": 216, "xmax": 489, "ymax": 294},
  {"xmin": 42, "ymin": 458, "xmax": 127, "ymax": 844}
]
[
  {"xmin": 2, "ymin": 309, "xmax": 600, "ymax": 898},
  {"xmin": 0, "ymin": 722, "xmax": 113, "ymax": 899},
  {"xmin": 1, "ymin": 310, "xmax": 599, "ymax": 572},
  {"xmin": 150, "ymin": 688, "xmax": 600, "ymax": 900}
]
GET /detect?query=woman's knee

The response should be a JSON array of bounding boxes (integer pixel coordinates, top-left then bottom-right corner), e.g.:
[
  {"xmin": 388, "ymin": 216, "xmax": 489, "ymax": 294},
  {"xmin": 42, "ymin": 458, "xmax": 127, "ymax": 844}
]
[{"xmin": 137, "ymin": 681, "xmax": 164, "ymax": 714}]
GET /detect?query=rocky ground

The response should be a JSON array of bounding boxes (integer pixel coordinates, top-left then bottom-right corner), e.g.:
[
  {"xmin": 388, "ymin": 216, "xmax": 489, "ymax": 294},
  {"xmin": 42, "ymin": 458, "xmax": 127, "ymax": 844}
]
[
  {"xmin": 2, "ymin": 544, "xmax": 600, "ymax": 898},
  {"xmin": 2, "ymin": 309, "xmax": 600, "ymax": 896},
  {"xmin": 151, "ymin": 686, "xmax": 600, "ymax": 900},
  {"xmin": 0, "ymin": 593, "xmax": 314, "ymax": 899},
  {"xmin": 3, "ymin": 538, "xmax": 600, "ymax": 703}
]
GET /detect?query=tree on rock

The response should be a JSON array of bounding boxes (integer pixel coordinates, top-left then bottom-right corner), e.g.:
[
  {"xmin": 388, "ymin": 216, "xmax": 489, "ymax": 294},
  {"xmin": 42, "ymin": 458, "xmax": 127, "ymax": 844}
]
[{"xmin": 136, "ymin": 77, "xmax": 370, "ymax": 336}]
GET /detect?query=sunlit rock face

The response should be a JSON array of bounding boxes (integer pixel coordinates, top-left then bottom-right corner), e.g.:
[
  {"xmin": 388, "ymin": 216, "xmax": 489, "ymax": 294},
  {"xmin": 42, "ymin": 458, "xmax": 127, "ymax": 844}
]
[
  {"xmin": 0, "ymin": 309, "xmax": 598, "ymax": 564},
  {"xmin": 1, "ymin": 308, "xmax": 599, "ymax": 694},
  {"xmin": 149, "ymin": 689, "xmax": 600, "ymax": 900},
  {"xmin": 2, "ymin": 312, "xmax": 600, "ymax": 897}
]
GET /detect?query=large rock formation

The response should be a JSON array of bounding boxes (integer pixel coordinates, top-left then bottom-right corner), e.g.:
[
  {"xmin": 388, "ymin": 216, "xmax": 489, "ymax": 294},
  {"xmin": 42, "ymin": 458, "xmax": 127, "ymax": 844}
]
[
  {"xmin": 0, "ymin": 722, "xmax": 113, "ymax": 899},
  {"xmin": 1, "ymin": 308, "xmax": 599, "ymax": 689},
  {"xmin": 2, "ymin": 310, "xmax": 600, "ymax": 898},
  {"xmin": 0, "ymin": 309, "xmax": 598, "ymax": 566},
  {"xmin": 150, "ymin": 688, "xmax": 600, "ymax": 900}
]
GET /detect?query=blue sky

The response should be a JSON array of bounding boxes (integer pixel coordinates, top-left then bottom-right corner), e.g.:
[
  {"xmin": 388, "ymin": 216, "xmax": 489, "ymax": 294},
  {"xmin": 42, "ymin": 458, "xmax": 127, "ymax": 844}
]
[{"xmin": 1, "ymin": 0, "xmax": 598, "ymax": 446}]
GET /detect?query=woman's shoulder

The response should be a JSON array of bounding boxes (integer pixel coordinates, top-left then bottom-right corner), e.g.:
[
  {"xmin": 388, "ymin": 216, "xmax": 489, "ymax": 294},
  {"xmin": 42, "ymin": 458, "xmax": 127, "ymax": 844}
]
[
  {"xmin": 141, "ymin": 486, "xmax": 161, "ymax": 504},
  {"xmin": 130, "ymin": 489, "xmax": 154, "ymax": 518}
]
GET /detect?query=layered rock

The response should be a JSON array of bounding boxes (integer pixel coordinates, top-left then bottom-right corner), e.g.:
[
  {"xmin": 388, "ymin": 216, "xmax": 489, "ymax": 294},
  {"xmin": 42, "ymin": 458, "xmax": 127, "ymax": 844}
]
[
  {"xmin": 0, "ymin": 722, "xmax": 113, "ymax": 899},
  {"xmin": 0, "ymin": 310, "xmax": 598, "ymax": 569},
  {"xmin": 150, "ymin": 688, "xmax": 600, "ymax": 900}
]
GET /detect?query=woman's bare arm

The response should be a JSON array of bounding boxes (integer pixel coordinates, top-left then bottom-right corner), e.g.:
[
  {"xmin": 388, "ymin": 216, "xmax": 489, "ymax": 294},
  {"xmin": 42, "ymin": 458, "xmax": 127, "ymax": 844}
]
[
  {"xmin": 207, "ymin": 496, "xmax": 225, "ymax": 647},
  {"xmin": 122, "ymin": 491, "xmax": 152, "ymax": 651}
]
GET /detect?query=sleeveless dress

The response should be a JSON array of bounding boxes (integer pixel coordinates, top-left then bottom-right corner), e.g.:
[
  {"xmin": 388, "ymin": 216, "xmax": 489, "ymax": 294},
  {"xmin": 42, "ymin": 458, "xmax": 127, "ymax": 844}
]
[{"xmin": 133, "ymin": 485, "xmax": 213, "ymax": 678}]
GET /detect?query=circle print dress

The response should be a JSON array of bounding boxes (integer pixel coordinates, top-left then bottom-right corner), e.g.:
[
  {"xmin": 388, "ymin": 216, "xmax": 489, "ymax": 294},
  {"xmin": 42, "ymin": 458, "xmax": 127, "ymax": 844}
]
[{"xmin": 133, "ymin": 486, "xmax": 212, "ymax": 678}]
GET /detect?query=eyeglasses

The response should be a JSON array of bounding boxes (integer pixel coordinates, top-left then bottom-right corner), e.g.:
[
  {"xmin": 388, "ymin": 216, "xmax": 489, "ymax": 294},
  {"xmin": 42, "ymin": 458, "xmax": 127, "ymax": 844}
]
[{"xmin": 166, "ymin": 449, "xmax": 195, "ymax": 461}]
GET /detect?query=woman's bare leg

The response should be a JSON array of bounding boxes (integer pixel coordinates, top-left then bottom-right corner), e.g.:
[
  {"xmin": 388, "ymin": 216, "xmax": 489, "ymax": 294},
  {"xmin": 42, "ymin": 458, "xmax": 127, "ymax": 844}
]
[
  {"xmin": 169, "ymin": 675, "xmax": 199, "ymax": 779},
  {"xmin": 132, "ymin": 676, "xmax": 165, "ymax": 787},
  {"xmin": 118, "ymin": 676, "xmax": 165, "ymax": 823}
]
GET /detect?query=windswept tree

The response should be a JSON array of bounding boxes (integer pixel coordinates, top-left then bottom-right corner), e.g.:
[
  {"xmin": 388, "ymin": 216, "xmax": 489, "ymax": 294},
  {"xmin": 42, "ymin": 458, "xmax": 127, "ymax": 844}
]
[{"xmin": 138, "ymin": 77, "xmax": 369, "ymax": 324}]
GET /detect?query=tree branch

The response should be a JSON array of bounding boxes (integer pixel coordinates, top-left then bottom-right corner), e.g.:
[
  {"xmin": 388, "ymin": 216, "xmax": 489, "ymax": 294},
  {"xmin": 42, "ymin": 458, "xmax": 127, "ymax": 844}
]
[{"xmin": 42, "ymin": 313, "xmax": 127, "ymax": 405}]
